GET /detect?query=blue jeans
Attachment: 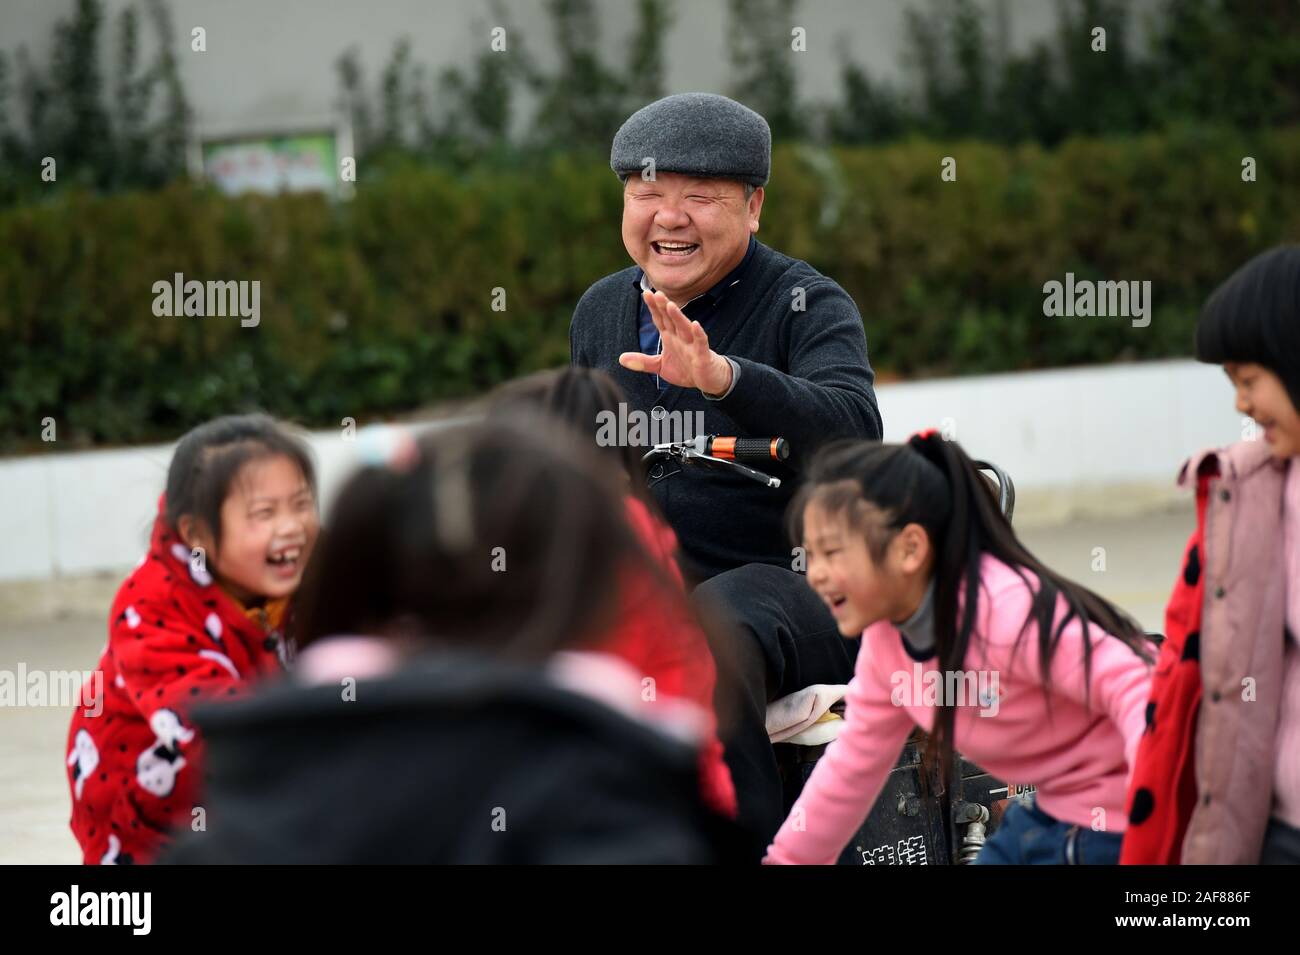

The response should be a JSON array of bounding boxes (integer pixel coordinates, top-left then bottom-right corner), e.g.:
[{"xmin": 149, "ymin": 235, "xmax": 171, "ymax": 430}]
[
  {"xmin": 1261, "ymin": 817, "xmax": 1300, "ymax": 864},
  {"xmin": 974, "ymin": 795, "xmax": 1122, "ymax": 865}
]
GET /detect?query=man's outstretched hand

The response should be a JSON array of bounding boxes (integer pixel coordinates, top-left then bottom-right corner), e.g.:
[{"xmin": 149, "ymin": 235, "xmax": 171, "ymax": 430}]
[{"xmin": 619, "ymin": 290, "xmax": 734, "ymax": 396}]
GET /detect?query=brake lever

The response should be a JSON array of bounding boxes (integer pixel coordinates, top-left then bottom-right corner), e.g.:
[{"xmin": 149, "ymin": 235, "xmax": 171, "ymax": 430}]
[
  {"xmin": 641, "ymin": 444, "xmax": 779, "ymax": 488},
  {"xmin": 685, "ymin": 451, "xmax": 781, "ymax": 487}
]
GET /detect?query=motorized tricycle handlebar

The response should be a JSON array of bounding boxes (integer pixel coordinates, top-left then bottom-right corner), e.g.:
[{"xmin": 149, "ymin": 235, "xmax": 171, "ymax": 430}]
[{"xmin": 641, "ymin": 435, "xmax": 786, "ymax": 488}]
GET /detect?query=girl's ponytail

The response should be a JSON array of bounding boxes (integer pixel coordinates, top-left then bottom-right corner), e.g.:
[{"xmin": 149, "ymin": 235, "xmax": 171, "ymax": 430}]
[{"xmin": 903, "ymin": 430, "xmax": 999, "ymax": 779}]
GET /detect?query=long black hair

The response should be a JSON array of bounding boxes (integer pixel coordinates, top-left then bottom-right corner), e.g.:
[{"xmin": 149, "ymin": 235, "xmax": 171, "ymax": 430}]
[
  {"xmin": 294, "ymin": 417, "xmax": 663, "ymax": 664},
  {"xmin": 485, "ymin": 366, "xmax": 652, "ymax": 505},
  {"xmin": 485, "ymin": 369, "xmax": 741, "ymax": 728},
  {"xmin": 788, "ymin": 432, "xmax": 1153, "ymax": 780},
  {"xmin": 1196, "ymin": 244, "xmax": 1300, "ymax": 413}
]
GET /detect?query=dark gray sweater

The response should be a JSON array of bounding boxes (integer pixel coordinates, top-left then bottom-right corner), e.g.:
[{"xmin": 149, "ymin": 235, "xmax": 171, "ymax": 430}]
[{"xmin": 570, "ymin": 239, "xmax": 882, "ymax": 582}]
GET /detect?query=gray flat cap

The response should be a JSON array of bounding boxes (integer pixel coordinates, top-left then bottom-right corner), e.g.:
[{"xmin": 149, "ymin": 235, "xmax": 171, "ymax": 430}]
[{"xmin": 610, "ymin": 92, "xmax": 771, "ymax": 187}]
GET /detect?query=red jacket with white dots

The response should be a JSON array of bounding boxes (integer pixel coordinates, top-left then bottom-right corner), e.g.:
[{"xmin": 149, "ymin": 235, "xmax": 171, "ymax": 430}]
[{"xmin": 66, "ymin": 495, "xmax": 290, "ymax": 864}]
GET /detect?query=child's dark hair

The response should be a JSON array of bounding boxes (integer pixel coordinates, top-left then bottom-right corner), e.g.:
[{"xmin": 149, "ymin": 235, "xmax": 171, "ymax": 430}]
[
  {"xmin": 485, "ymin": 371, "xmax": 740, "ymax": 724},
  {"xmin": 165, "ymin": 414, "xmax": 317, "ymax": 543},
  {"xmin": 788, "ymin": 433, "xmax": 1153, "ymax": 781},
  {"xmin": 294, "ymin": 417, "xmax": 663, "ymax": 663},
  {"xmin": 486, "ymin": 367, "xmax": 649, "ymax": 498},
  {"xmin": 1197, "ymin": 244, "xmax": 1300, "ymax": 413}
]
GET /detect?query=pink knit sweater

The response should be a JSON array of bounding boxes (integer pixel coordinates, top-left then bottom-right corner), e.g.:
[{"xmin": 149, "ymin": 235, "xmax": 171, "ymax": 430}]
[
  {"xmin": 765, "ymin": 554, "xmax": 1153, "ymax": 865},
  {"xmin": 1272, "ymin": 460, "xmax": 1300, "ymax": 828}
]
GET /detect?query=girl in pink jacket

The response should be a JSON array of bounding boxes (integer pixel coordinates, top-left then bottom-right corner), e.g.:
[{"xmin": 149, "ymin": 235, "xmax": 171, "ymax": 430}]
[
  {"xmin": 1122, "ymin": 245, "xmax": 1300, "ymax": 864},
  {"xmin": 764, "ymin": 431, "xmax": 1155, "ymax": 865}
]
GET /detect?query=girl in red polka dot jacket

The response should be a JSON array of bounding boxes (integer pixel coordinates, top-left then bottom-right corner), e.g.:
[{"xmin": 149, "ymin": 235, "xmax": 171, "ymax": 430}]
[
  {"xmin": 1122, "ymin": 246, "xmax": 1300, "ymax": 864},
  {"xmin": 66, "ymin": 414, "xmax": 320, "ymax": 864}
]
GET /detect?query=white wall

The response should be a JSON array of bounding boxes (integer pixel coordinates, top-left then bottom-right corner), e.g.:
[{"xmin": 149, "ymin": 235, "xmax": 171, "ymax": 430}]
[
  {"xmin": 877, "ymin": 358, "xmax": 1242, "ymax": 487},
  {"xmin": 0, "ymin": 429, "xmax": 357, "ymax": 583},
  {"xmin": 0, "ymin": 0, "xmax": 1107, "ymax": 139},
  {"xmin": 0, "ymin": 359, "xmax": 1243, "ymax": 584}
]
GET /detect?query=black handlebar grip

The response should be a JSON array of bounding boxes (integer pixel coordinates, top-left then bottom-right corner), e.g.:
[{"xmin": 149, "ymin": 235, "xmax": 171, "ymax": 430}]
[{"xmin": 726, "ymin": 437, "xmax": 790, "ymax": 464}]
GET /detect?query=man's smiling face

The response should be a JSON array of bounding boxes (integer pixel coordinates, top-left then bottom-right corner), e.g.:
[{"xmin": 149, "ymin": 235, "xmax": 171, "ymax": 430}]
[{"xmin": 621, "ymin": 171, "xmax": 763, "ymax": 304}]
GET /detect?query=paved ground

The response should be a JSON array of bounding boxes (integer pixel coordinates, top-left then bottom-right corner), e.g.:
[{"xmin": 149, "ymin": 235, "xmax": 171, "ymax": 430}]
[
  {"xmin": 1, "ymin": 612, "xmax": 105, "ymax": 864},
  {"xmin": 0, "ymin": 507, "xmax": 1193, "ymax": 864},
  {"xmin": 1017, "ymin": 507, "xmax": 1193, "ymax": 637}
]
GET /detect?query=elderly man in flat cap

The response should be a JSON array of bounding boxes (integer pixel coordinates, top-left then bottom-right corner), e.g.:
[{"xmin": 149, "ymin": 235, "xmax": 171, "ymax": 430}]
[{"xmin": 570, "ymin": 92, "xmax": 883, "ymax": 856}]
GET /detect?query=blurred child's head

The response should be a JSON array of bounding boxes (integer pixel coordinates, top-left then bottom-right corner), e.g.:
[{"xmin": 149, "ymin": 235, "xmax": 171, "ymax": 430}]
[
  {"xmin": 294, "ymin": 418, "xmax": 654, "ymax": 663},
  {"xmin": 165, "ymin": 414, "xmax": 319, "ymax": 604},
  {"xmin": 1197, "ymin": 245, "xmax": 1300, "ymax": 459},
  {"xmin": 788, "ymin": 441, "xmax": 945, "ymax": 636},
  {"xmin": 487, "ymin": 367, "xmax": 647, "ymax": 491}
]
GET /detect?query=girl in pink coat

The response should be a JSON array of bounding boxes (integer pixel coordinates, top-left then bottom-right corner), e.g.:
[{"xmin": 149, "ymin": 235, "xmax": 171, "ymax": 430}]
[{"xmin": 764, "ymin": 432, "xmax": 1155, "ymax": 865}]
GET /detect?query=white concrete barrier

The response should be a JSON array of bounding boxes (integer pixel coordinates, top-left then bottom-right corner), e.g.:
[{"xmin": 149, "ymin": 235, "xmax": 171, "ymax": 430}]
[
  {"xmin": 0, "ymin": 429, "xmax": 364, "ymax": 585},
  {"xmin": 876, "ymin": 358, "xmax": 1242, "ymax": 488},
  {"xmin": 0, "ymin": 359, "xmax": 1243, "ymax": 586}
]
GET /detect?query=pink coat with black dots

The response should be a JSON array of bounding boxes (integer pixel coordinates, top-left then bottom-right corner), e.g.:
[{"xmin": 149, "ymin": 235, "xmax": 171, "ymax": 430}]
[{"xmin": 66, "ymin": 494, "xmax": 290, "ymax": 864}]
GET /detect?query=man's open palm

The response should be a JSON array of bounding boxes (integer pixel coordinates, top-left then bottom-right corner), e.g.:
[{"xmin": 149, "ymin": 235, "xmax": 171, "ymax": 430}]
[{"xmin": 619, "ymin": 290, "xmax": 732, "ymax": 395}]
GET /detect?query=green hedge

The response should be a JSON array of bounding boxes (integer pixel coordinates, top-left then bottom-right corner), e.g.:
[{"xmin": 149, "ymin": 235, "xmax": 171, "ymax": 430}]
[{"xmin": 3, "ymin": 126, "xmax": 1299, "ymax": 452}]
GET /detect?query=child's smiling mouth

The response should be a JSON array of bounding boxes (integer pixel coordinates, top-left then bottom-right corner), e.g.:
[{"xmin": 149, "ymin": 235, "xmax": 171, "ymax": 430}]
[
  {"xmin": 266, "ymin": 545, "xmax": 303, "ymax": 577},
  {"xmin": 819, "ymin": 591, "xmax": 849, "ymax": 615}
]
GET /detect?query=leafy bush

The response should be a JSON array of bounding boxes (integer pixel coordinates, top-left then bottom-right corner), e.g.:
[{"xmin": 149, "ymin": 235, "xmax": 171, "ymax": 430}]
[{"xmin": 3, "ymin": 126, "xmax": 1297, "ymax": 451}]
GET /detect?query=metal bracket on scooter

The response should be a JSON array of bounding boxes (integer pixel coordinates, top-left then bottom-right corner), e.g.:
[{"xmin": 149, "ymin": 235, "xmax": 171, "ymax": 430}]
[{"xmin": 644, "ymin": 456, "xmax": 683, "ymax": 487}]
